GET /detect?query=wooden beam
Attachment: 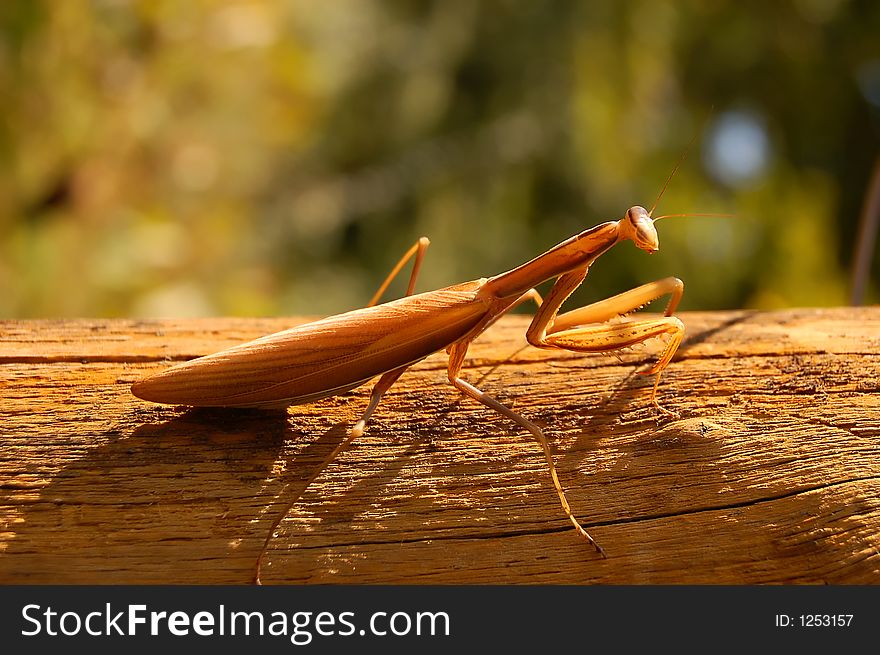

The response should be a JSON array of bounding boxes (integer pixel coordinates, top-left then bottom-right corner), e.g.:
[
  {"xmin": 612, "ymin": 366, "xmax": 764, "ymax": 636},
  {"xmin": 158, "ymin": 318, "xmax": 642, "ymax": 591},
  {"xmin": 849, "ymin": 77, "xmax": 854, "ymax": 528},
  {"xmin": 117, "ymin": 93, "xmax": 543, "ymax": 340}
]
[{"xmin": 1, "ymin": 308, "xmax": 878, "ymax": 583}]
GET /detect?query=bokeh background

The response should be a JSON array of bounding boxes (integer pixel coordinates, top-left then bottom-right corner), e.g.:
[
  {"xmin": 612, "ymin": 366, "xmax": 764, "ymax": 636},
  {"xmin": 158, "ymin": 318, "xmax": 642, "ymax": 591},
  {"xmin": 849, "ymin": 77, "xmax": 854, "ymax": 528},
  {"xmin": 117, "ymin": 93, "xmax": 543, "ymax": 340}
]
[{"xmin": 2, "ymin": 0, "xmax": 879, "ymax": 319}]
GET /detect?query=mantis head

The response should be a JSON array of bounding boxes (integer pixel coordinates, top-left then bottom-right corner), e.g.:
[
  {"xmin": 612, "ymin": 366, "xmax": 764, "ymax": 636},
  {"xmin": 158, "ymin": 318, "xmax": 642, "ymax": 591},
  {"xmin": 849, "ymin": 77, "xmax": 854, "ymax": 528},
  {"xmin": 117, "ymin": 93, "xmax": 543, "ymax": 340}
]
[{"xmin": 622, "ymin": 205, "xmax": 659, "ymax": 253}]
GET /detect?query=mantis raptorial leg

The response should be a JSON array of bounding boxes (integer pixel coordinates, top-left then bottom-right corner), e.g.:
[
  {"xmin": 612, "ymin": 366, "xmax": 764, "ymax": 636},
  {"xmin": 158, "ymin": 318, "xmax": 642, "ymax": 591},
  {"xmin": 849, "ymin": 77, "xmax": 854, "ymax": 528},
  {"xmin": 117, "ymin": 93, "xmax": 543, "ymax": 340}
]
[{"xmin": 531, "ymin": 276, "xmax": 686, "ymax": 412}]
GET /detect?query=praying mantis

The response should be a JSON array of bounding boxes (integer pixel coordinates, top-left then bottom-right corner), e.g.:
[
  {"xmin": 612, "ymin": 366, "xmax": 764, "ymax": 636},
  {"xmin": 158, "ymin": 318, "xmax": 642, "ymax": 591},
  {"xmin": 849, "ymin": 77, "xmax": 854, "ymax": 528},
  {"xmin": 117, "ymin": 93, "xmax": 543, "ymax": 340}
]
[{"xmin": 132, "ymin": 164, "xmax": 720, "ymax": 582}]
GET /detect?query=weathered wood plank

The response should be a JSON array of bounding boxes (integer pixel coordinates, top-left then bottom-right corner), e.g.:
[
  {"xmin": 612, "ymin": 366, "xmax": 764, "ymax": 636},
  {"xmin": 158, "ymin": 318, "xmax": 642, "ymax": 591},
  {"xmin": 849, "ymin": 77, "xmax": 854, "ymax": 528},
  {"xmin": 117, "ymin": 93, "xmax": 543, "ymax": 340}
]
[{"xmin": 1, "ymin": 308, "xmax": 878, "ymax": 583}]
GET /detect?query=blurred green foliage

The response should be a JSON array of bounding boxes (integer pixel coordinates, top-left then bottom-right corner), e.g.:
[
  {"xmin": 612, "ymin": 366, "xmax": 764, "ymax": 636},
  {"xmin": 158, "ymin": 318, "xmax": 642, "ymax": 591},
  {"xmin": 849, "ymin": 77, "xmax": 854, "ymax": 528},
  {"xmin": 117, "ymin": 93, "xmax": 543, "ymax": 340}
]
[{"xmin": 1, "ymin": 0, "xmax": 879, "ymax": 318}]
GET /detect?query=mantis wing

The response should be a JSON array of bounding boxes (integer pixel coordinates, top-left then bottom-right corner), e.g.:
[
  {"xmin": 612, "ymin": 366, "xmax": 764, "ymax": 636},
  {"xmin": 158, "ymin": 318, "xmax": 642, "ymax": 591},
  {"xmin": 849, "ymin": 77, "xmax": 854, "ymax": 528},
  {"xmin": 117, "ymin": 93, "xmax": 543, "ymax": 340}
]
[{"xmin": 131, "ymin": 281, "xmax": 489, "ymax": 408}]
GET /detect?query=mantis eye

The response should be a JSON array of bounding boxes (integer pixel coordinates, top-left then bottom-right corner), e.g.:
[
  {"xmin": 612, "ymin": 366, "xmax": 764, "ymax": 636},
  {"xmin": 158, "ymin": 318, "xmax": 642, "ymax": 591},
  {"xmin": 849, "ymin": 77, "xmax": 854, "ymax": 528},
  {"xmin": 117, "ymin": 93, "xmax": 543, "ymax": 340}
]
[{"xmin": 626, "ymin": 205, "xmax": 650, "ymax": 224}]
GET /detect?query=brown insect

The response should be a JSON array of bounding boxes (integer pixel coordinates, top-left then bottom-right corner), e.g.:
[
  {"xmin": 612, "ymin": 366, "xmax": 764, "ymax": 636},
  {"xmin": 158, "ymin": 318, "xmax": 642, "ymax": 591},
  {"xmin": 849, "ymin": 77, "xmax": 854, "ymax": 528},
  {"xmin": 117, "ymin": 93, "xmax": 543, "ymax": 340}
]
[{"xmin": 132, "ymin": 160, "xmax": 723, "ymax": 582}]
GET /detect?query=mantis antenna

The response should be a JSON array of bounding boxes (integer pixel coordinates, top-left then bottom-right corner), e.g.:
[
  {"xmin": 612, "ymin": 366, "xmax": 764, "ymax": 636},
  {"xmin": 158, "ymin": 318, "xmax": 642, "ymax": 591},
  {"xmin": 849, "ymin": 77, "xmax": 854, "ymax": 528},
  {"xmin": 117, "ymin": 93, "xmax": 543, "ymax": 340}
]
[
  {"xmin": 652, "ymin": 212, "xmax": 736, "ymax": 222},
  {"xmin": 648, "ymin": 131, "xmax": 700, "ymax": 217},
  {"xmin": 648, "ymin": 107, "xmax": 722, "ymax": 217}
]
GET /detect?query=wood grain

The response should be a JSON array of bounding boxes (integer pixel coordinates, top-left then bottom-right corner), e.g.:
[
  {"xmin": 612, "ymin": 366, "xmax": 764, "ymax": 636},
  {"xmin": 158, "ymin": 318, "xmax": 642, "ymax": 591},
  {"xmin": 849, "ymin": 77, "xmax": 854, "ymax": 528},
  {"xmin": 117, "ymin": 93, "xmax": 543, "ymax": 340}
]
[{"xmin": 1, "ymin": 308, "xmax": 878, "ymax": 584}]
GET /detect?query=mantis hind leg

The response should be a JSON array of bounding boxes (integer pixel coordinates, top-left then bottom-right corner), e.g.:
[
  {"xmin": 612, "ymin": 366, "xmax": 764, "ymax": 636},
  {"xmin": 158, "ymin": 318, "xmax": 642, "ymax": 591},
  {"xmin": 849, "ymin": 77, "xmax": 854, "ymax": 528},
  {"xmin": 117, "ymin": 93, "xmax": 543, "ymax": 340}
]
[
  {"xmin": 367, "ymin": 237, "xmax": 430, "ymax": 307},
  {"xmin": 258, "ymin": 240, "xmax": 431, "ymax": 583},
  {"xmin": 445, "ymin": 338, "xmax": 605, "ymax": 556},
  {"xmin": 255, "ymin": 364, "xmax": 409, "ymax": 584}
]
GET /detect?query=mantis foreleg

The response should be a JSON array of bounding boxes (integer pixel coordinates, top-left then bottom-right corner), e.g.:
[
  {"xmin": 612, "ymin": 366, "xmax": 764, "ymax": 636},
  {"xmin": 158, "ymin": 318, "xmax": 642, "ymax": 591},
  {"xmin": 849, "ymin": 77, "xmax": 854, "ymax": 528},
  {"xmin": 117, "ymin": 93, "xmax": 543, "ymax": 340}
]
[{"xmin": 528, "ymin": 275, "xmax": 685, "ymax": 410}]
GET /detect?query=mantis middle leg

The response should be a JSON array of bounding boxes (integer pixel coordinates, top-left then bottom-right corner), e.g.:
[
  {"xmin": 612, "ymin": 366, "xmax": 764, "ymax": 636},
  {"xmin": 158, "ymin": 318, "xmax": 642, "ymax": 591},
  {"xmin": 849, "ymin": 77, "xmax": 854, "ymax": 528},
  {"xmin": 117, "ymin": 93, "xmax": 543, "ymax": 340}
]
[{"xmin": 446, "ymin": 321, "xmax": 606, "ymax": 555}]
